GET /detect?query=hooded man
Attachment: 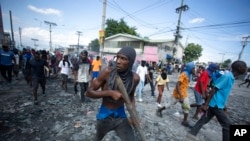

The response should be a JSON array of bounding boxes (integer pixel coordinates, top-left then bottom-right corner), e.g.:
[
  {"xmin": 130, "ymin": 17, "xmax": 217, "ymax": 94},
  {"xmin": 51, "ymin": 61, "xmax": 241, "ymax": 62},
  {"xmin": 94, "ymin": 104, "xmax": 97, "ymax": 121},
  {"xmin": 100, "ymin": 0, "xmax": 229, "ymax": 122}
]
[
  {"xmin": 86, "ymin": 46, "xmax": 140, "ymax": 141},
  {"xmin": 157, "ymin": 62, "xmax": 196, "ymax": 127}
]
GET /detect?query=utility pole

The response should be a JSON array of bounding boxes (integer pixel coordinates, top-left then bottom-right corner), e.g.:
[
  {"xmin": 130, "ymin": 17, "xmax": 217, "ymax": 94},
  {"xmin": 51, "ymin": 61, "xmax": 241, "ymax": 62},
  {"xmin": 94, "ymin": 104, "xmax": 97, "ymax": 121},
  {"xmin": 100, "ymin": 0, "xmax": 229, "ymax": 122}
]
[
  {"xmin": 31, "ymin": 38, "xmax": 39, "ymax": 50},
  {"xmin": 173, "ymin": 0, "xmax": 188, "ymax": 61},
  {"xmin": 76, "ymin": 31, "xmax": 82, "ymax": 54},
  {"xmin": 19, "ymin": 27, "xmax": 22, "ymax": 48},
  {"xmin": 9, "ymin": 11, "xmax": 15, "ymax": 49},
  {"xmin": 44, "ymin": 21, "xmax": 57, "ymax": 52},
  {"xmin": 238, "ymin": 35, "xmax": 250, "ymax": 60},
  {"xmin": 99, "ymin": 0, "xmax": 107, "ymax": 58}
]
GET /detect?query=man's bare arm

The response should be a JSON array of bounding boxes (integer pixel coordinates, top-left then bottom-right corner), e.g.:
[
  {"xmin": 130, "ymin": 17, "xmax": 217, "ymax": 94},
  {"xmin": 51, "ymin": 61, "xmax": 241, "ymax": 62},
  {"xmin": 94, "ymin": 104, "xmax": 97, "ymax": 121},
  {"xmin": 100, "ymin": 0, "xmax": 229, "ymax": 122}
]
[{"xmin": 86, "ymin": 67, "xmax": 122, "ymax": 100}]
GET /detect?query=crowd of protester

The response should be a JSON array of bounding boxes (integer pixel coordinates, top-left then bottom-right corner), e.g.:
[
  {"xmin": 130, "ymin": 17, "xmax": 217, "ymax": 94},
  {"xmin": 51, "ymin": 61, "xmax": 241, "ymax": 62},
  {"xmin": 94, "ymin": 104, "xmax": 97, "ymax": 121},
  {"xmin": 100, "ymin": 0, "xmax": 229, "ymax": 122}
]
[{"xmin": 1, "ymin": 44, "xmax": 249, "ymax": 141}]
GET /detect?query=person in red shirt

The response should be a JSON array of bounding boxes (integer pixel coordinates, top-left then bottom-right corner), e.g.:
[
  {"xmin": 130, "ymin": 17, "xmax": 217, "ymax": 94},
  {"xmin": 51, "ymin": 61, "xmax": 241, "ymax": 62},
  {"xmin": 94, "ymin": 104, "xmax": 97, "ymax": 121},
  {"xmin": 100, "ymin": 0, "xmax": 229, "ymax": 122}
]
[{"xmin": 191, "ymin": 63, "xmax": 218, "ymax": 119}]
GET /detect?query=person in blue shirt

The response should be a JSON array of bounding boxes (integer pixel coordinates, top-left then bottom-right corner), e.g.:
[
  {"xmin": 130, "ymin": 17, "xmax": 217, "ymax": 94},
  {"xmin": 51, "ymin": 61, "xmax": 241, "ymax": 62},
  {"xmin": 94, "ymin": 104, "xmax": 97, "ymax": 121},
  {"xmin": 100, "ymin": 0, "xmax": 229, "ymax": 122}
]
[
  {"xmin": 0, "ymin": 45, "xmax": 16, "ymax": 83},
  {"xmin": 187, "ymin": 60, "xmax": 247, "ymax": 141}
]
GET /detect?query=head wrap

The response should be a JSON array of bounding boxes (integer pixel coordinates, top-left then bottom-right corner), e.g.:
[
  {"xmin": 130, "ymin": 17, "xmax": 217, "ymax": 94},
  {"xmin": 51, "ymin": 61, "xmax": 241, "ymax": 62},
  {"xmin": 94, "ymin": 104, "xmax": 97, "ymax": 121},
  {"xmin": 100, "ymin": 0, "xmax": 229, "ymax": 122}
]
[
  {"xmin": 183, "ymin": 62, "xmax": 195, "ymax": 81},
  {"xmin": 108, "ymin": 46, "xmax": 136, "ymax": 96},
  {"xmin": 207, "ymin": 63, "xmax": 218, "ymax": 77},
  {"xmin": 161, "ymin": 68, "xmax": 167, "ymax": 80}
]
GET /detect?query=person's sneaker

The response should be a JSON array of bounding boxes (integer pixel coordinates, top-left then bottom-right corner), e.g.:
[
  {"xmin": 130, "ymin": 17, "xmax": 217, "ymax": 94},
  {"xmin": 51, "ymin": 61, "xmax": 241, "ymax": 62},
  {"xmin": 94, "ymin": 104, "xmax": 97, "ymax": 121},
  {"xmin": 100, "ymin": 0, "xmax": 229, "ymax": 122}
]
[
  {"xmin": 185, "ymin": 133, "xmax": 199, "ymax": 141},
  {"xmin": 156, "ymin": 103, "xmax": 162, "ymax": 108},
  {"xmin": 138, "ymin": 99, "xmax": 143, "ymax": 102}
]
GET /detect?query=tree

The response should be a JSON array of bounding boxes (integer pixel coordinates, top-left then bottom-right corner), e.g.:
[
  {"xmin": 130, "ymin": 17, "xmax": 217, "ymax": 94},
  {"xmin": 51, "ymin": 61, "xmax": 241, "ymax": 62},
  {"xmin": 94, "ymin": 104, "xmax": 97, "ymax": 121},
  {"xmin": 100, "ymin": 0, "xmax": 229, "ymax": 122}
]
[
  {"xmin": 105, "ymin": 18, "xmax": 139, "ymax": 37},
  {"xmin": 88, "ymin": 38, "xmax": 100, "ymax": 52},
  {"xmin": 182, "ymin": 43, "xmax": 203, "ymax": 63},
  {"xmin": 221, "ymin": 59, "xmax": 232, "ymax": 69}
]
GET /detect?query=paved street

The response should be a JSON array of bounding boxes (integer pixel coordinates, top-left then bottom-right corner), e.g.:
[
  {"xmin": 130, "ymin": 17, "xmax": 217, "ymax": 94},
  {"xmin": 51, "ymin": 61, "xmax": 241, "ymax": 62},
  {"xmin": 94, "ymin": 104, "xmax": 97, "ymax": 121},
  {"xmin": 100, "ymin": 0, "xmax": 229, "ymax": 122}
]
[{"xmin": 0, "ymin": 70, "xmax": 250, "ymax": 141}]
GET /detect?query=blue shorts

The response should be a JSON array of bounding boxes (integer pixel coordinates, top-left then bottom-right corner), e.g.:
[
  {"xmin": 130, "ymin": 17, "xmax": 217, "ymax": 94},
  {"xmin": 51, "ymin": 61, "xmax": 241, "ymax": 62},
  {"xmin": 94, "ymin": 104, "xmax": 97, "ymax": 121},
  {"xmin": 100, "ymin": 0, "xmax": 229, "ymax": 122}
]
[
  {"xmin": 194, "ymin": 89, "xmax": 204, "ymax": 106},
  {"xmin": 92, "ymin": 71, "xmax": 99, "ymax": 79}
]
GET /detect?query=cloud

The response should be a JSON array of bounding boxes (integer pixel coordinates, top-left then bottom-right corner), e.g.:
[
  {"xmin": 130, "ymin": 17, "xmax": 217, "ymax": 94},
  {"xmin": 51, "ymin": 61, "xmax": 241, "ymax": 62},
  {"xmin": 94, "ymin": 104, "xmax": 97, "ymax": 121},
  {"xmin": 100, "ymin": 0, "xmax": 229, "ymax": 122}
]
[
  {"xmin": 14, "ymin": 27, "xmax": 92, "ymax": 50},
  {"xmin": 189, "ymin": 18, "xmax": 205, "ymax": 24},
  {"xmin": 27, "ymin": 5, "xmax": 61, "ymax": 17}
]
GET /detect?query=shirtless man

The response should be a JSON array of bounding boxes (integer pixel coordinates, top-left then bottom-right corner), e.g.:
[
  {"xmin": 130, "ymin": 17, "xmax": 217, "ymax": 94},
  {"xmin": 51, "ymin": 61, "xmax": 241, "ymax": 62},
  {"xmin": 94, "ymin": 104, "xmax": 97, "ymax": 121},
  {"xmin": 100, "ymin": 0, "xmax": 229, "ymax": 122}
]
[{"xmin": 86, "ymin": 46, "xmax": 140, "ymax": 141}]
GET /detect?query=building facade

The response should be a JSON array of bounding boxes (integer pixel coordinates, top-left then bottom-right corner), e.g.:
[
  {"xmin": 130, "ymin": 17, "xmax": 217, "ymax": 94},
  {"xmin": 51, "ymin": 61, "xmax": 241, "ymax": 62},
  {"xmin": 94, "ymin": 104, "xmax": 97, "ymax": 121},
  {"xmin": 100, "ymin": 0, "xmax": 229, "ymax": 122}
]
[{"xmin": 103, "ymin": 33, "xmax": 184, "ymax": 63}]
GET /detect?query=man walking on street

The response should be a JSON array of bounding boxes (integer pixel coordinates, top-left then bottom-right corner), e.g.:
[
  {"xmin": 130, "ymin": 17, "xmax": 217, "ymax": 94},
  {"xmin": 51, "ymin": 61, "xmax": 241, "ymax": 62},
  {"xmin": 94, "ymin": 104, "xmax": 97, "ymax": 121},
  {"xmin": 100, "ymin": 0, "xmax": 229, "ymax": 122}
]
[
  {"xmin": 135, "ymin": 60, "xmax": 150, "ymax": 102},
  {"xmin": 191, "ymin": 63, "xmax": 218, "ymax": 119},
  {"xmin": 28, "ymin": 52, "xmax": 48, "ymax": 105},
  {"xmin": 86, "ymin": 46, "xmax": 140, "ymax": 141},
  {"xmin": 91, "ymin": 56, "xmax": 102, "ymax": 80},
  {"xmin": 73, "ymin": 50, "xmax": 92, "ymax": 103},
  {"xmin": 186, "ymin": 60, "xmax": 247, "ymax": 141},
  {"xmin": 0, "ymin": 45, "xmax": 16, "ymax": 84}
]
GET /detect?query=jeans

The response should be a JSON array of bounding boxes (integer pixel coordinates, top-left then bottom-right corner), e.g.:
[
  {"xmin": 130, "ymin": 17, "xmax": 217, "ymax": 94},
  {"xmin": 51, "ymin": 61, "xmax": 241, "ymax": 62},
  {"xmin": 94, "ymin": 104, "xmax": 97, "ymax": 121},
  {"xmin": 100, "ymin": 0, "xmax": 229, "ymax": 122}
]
[
  {"xmin": 95, "ymin": 117, "xmax": 135, "ymax": 141},
  {"xmin": 79, "ymin": 82, "xmax": 89, "ymax": 102},
  {"xmin": 0, "ymin": 65, "xmax": 13, "ymax": 83},
  {"xmin": 136, "ymin": 80, "xmax": 145, "ymax": 100},
  {"xmin": 190, "ymin": 106, "xmax": 231, "ymax": 141},
  {"xmin": 149, "ymin": 80, "xmax": 155, "ymax": 96}
]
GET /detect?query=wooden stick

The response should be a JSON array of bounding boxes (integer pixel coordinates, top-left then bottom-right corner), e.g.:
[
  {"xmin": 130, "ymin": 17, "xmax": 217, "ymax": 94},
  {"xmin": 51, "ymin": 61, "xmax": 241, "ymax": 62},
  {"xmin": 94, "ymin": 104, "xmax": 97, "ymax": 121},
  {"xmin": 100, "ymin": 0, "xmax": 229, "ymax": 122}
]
[{"xmin": 116, "ymin": 76, "xmax": 146, "ymax": 141}]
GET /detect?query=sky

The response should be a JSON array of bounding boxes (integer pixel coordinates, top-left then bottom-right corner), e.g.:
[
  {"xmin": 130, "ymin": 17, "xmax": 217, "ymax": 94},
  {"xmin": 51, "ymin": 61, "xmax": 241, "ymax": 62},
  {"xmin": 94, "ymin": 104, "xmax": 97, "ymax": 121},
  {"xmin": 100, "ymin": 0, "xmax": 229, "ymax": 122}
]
[{"xmin": 1, "ymin": 0, "xmax": 250, "ymax": 66}]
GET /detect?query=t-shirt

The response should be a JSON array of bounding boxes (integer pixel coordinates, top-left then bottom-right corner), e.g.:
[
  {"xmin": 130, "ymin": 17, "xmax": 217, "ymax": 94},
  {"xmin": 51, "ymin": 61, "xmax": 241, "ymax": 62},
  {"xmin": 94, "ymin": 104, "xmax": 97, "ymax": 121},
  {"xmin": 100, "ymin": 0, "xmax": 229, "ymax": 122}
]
[
  {"xmin": 136, "ymin": 65, "xmax": 148, "ymax": 82},
  {"xmin": 75, "ymin": 60, "xmax": 91, "ymax": 83},
  {"xmin": 0, "ymin": 50, "xmax": 15, "ymax": 66},
  {"xmin": 209, "ymin": 72, "xmax": 234, "ymax": 109},
  {"xmin": 156, "ymin": 75, "xmax": 169, "ymax": 85},
  {"xmin": 172, "ymin": 72, "xmax": 189, "ymax": 99},
  {"xmin": 58, "ymin": 60, "xmax": 73, "ymax": 75},
  {"xmin": 194, "ymin": 70, "xmax": 210, "ymax": 94},
  {"xmin": 29, "ymin": 59, "xmax": 48, "ymax": 79},
  {"xmin": 92, "ymin": 59, "xmax": 102, "ymax": 72},
  {"xmin": 14, "ymin": 54, "xmax": 19, "ymax": 65}
]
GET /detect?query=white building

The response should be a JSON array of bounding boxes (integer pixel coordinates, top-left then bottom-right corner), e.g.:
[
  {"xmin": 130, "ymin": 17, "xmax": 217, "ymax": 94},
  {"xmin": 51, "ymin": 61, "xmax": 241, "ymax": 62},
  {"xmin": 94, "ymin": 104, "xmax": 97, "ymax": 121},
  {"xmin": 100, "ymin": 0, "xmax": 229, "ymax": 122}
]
[{"xmin": 103, "ymin": 33, "xmax": 184, "ymax": 63}]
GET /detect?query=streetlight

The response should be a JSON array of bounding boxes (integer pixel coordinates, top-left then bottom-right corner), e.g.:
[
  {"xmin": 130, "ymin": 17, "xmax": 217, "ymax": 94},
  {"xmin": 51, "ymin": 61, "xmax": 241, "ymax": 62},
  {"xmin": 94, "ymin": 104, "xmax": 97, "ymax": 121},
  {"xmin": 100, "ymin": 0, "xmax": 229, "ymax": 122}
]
[{"xmin": 31, "ymin": 38, "xmax": 39, "ymax": 50}]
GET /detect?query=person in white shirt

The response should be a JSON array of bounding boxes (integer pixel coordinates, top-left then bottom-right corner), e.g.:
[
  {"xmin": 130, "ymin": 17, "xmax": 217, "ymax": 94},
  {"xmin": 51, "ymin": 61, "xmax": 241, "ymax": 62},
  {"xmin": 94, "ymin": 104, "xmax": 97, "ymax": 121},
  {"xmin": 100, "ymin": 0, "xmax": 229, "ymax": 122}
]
[
  {"xmin": 58, "ymin": 55, "xmax": 73, "ymax": 92},
  {"xmin": 135, "ymin": 60, "xmax": 150, "ymax": 102},
  {"xmin": 73, "ymin": 50, "xmax": 92, "ymax": 103}
]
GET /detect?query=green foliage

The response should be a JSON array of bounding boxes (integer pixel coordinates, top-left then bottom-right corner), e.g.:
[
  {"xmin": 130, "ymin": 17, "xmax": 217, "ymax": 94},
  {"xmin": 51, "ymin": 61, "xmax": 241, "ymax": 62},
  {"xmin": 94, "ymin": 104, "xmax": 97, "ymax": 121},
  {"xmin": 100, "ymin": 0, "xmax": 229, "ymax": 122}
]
[
  {"xmin": 183, "ymin": 43, "xmax": 203, "ymax": 63},
  {"xmin": 88, "ymin": 38, "xmax": 100, "ymax": 52},
  {"xmin": 221, "ymin": 59, "xmax": 232, "ymax": 69},
  {"xmin": 105, "ymin": 18, "xmax": 138, "ymax": 37}
]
